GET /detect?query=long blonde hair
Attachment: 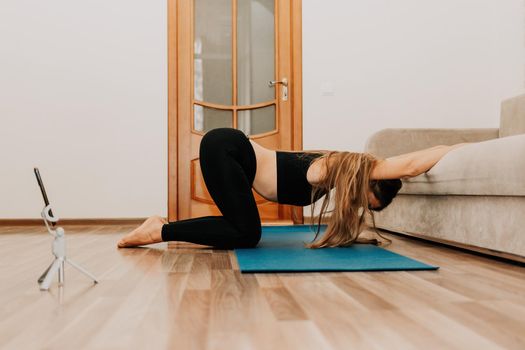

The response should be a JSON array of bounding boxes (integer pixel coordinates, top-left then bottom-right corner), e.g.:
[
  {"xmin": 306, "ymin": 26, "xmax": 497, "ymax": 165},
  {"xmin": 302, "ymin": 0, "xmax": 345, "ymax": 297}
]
[{"xmin": 302, "ymin": 151, "xmax": 391, "ymax": 248}]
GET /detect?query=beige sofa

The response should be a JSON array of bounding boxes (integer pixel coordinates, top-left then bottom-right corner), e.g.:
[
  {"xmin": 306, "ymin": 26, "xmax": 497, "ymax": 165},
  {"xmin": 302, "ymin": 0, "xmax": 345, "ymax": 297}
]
[{"xmin": 365, "ymin": 94, "xmax": 525, "ymax": 262}]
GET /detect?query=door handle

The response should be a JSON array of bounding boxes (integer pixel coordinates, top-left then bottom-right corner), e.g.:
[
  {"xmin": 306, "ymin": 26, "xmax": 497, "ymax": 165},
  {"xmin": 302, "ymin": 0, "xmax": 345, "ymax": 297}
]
[
  {"xmin": 268, "ymin": 78, "xmax": 288, "ymax": 101},
  {"xmin": 268, "ymin": 78, "xmax": 288, "ymax": 87}
]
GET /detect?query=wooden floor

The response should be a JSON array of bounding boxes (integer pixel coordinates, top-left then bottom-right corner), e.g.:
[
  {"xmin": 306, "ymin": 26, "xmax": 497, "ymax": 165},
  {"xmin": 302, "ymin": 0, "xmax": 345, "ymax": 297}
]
[{"xmin": 0, "ymin": 225, "xmax": 524, "ymax": 350}]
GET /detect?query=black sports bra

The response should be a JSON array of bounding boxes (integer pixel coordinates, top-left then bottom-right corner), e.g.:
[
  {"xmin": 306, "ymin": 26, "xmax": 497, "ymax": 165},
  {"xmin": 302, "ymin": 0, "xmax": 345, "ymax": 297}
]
[{"xmin": 276, "ymin": 151, "xmax": 327, "ymax": 206}]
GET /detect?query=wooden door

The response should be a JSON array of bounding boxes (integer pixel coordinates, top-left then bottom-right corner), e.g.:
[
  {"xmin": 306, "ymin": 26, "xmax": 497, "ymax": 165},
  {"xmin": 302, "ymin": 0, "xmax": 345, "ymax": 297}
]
[{"xmin": 168, "ymin": 0, "xmax": 303, "ymax": 223}]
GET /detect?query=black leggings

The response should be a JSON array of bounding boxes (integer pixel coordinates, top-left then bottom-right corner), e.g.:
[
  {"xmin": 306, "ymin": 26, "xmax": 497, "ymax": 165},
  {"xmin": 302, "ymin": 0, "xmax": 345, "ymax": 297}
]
[{"xmin": 161, "ymin": 128, "xmax": 262, "ymax": 249}]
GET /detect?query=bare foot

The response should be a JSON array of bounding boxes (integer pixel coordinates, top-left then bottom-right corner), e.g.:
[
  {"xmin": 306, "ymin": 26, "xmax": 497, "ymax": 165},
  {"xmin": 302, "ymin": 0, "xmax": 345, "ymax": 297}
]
[{"xmin": 117, "ymin": 215, "xmax": 168, "ymax": 248}]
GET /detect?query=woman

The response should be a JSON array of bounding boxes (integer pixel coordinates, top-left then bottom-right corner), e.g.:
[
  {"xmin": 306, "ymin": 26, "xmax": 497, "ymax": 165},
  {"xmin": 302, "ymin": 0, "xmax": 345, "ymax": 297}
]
[{"xmin": 117, "ymin": 127, "xmax": 468, "ymax": 249}]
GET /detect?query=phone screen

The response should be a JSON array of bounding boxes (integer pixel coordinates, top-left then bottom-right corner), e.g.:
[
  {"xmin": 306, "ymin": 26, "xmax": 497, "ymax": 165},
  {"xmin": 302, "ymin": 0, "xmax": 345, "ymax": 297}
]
[{"xmin": 34, "ymin": 168, "xmax": 55, "ymax": 224}]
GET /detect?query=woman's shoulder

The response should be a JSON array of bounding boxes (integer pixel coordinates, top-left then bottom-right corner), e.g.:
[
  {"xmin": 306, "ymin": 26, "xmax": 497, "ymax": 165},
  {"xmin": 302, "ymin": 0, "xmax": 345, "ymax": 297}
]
[{"xmin": 306, "ymin": 155, "xmax": 328, "ymax": 185}]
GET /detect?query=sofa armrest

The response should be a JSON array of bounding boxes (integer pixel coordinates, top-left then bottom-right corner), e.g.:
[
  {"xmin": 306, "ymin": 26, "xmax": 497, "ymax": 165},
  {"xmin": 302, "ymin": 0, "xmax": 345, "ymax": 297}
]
[
  {"xmin": 364, "ymin": 128, "xmax": 499, "ymax": 158},
  {"xmin": 500, "ymin": 93, "xmax": 525, "ymax": 137}
]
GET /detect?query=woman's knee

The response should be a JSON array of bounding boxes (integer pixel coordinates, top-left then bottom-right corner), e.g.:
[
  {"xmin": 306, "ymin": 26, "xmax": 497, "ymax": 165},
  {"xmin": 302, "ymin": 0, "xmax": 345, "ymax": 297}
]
[{"xmin": 236, "ymin": 225, "xmax": 262, "ymax": 248}]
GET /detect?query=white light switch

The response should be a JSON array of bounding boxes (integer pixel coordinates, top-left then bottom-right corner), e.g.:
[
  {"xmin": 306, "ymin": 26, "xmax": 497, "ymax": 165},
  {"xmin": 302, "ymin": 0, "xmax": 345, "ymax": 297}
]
[{"xmin": 320, "ymin": 81, "xmax": 334, "ymax": 96}]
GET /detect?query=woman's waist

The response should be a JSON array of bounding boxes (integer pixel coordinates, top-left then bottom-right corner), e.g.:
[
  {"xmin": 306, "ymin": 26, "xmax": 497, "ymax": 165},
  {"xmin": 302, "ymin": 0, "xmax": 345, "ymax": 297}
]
[{"xmin": 250, "ymin": 148, "xmax": 278, "ymax": 202}]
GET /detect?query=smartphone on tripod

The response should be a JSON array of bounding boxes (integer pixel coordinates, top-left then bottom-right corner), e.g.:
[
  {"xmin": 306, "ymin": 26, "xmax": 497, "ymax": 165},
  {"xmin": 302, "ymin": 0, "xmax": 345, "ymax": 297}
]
[
  {"xmin": 33, "ymin": 167, "xmax": 98, "ymax": 289},
  {"xmin": 34, "ymin": 167, "xmax": 55, "ymax": 226}
]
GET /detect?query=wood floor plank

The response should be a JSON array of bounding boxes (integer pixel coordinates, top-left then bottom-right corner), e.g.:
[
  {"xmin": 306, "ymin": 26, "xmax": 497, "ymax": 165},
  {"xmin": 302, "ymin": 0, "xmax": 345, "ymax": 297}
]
[
  {"xmin": 329, "ymin": 275, "xmax": 397, "ymax": 311},
  {"xmin": 432, "ymin": 301, "xmax": 525, "ymax": 349},
  {"xmin": 83, "ymin": 249, "xmax": 168, "ymax": 349},
  {"xmin": 211, "ymin": 252, "xmax": 232, "ymax": 270},
  {"xmin": 280, "ymin": 274, "xmax": 379, "ymax": 349},
  {"xmin": 480, "ymin": 300, "xmax": 525, "ymax": 324},
  {"xmin": 166, "ymin": 288, "xmax": 211, "ymax": 350},
  {"xmin": 261, "ymin": 287, "xmax": 308, "ymax": 320},
  {"xmin": 187, "ymin": 252, "xmax": 212, "ymax": 290},
  {"xmin": 277, "ymin": 320, "xmax": 334, "ymax": 350},
  {"xmin": 401, "ymin": 307, "xmax": 505, "ymax": 350},
  {"xmin": 207, "ymin": 270, "xmax": 279, "ymax": 350}
]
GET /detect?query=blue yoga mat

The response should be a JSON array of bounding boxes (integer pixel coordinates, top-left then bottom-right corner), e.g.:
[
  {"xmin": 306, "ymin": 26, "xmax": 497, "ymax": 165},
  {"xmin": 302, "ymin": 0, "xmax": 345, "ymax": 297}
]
[{"xmin": 234, "ymin": 225, "xmax": 438, "ymax": 273}]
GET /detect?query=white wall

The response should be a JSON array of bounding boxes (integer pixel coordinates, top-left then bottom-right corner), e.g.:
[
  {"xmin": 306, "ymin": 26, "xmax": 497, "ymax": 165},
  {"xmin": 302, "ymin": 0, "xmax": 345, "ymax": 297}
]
[
  {"xmin": 303, "ymin": 0, "xmax": 525, "ymax": 152},
  {"xmin": 0, "ymin": 0, "xmax": 167, "ymax": 218},
  {"xmin": 1, "ymin": 0, "xmax": 523, "ymax": 218}
]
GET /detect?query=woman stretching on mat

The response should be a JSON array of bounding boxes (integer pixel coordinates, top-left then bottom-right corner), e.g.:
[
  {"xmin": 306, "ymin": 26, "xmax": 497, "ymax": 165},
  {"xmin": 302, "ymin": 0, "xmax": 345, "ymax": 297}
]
[{"xmin": 118, "ymin": 127, "xmax": 468, "ymax": 249}]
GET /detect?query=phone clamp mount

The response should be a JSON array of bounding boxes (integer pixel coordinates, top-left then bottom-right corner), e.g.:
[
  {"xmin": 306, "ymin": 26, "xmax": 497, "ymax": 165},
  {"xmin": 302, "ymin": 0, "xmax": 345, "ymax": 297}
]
[{"xmin": 38, "ymin": 204, "xmax": 98, "ymax": 291}]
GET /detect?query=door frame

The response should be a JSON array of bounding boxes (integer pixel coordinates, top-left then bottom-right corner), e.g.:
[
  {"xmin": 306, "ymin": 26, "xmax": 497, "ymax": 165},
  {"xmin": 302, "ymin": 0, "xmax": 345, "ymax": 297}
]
[{"xmin": 167, "ymin": 0, "xmax": 304, "ymax": 222}]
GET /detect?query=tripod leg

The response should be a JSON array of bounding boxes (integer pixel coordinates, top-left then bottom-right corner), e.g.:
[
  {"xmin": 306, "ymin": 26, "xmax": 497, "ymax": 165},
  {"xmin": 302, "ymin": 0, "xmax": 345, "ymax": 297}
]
[
  {"xmin": 58, "ymin": 259, "xmax": 65, "ymax": 284},
  {"xmin": 38, "ymin": 260, "xmax": 55, "ymax": 283},
  {"xmin": 39, "ymin": 259, "xmax": 61, "ymax": 291},
  {"xmin": 65, "ymin": 259, "xmax": 98, "ymax": 284}
]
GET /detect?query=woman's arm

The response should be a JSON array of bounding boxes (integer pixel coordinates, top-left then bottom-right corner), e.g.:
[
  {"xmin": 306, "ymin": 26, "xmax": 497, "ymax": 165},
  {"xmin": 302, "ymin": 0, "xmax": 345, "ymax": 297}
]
[{"xmin": 370, "ymin": 143, "xmax": 470, "ymax": 180}]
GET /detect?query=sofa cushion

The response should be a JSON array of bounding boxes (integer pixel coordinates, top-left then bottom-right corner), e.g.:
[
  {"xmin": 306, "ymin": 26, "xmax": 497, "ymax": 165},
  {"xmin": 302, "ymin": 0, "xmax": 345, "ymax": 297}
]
[
  {"xmin": 400, "ymin": 134, "xmax": 525, "ymax": 196},
  {"xmin": 500, "ymin": 93, "xmax": 525, "ymax": 138}
]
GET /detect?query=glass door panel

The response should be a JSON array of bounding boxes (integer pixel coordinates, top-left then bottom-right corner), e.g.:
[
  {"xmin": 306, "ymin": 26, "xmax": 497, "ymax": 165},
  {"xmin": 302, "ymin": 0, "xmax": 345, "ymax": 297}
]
[
  {"xmin": 238, "ymin": 104, "xmax": 276, "ymax": 135},
  {"xmin": 194, "ymin": 105, "xmax": 233, "ymax": 133},
  {"xmin": 194, "ymin": 0, "xmax": 232, "ymax": 105},
  {"xmin": 237, "ymin": 0, "xmax": 275, "ymax": 105}
]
